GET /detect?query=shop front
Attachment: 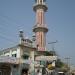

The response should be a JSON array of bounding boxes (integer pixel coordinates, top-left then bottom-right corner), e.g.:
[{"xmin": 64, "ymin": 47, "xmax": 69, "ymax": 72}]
[
  {"xmin": 0, "ymin": 56, "xmax": 19, "ymax": 75},
  {"xmin": 0, "ymin": 64, "xmax": 11, "ymax": 75}
]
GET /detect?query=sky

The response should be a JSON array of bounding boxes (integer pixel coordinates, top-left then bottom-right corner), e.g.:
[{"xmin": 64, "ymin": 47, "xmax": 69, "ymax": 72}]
[{"xmin": 0, "ymin": 0, "xmax": 75, "ymax": 66}]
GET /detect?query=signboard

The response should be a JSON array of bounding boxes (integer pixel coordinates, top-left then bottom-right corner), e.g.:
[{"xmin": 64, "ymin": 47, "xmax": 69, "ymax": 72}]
[
  {"xmin": 35, "ymin": 56, "xmax": 57, "ymax": 61},
  {"xmin": 38, "ymin": 47, "xmax": 46, "ymax": 51}
]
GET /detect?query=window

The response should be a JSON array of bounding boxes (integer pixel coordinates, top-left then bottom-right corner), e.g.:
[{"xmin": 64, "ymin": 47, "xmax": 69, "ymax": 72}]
[
  {"xmin": 12, "ymin": 54, "xmax": 17, "ymax": 57},
  {"xmin": 22, "ymin": 54, "xmax": 29, "ymax": 59},
  {"xmin": 41, "ymin": 34, "xmax": 42, "ymax": 46},
  {"xmin": 40, "ymin": 61, "xmax": 45, "ymax": 65}
]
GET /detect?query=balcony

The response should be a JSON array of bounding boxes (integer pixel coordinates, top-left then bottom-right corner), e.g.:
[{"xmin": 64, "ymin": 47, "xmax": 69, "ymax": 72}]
[
  {"xmin": 33, "ymin": 2, "xmax": 48, "ymax": 12},
  {"xmin": 33, "ymin": 24, "xmax": 48, "ymax": 32}
]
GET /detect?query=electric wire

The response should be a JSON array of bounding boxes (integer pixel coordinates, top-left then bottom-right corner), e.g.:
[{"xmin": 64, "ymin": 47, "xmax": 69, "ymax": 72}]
[
  {"xmin": 0, "ymin": 14, "xmax": 23, "ymax": 47},
  {"xmin": 0, "ymin": 14, "xmax": 20, "ymax": 43},
  {"xmin": 0, "ymin": 34, "xmax": 17, "ymax": 43},
  {"xmin": 0, "ymin": 23, "xmax": 19, "ymax": 42},
  {"xmin": 0, "ymin": 14, "xmax": 24, "ymax": 34},
  {"xmin": 0, "ymin": 14, "xmax": 22, "ymax": 28}
]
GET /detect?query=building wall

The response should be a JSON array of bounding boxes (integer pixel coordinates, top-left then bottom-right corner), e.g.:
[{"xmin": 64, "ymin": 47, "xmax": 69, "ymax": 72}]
[{"xmin": 0, "ymin": 47, "xmax": 21, "ymax": 58}]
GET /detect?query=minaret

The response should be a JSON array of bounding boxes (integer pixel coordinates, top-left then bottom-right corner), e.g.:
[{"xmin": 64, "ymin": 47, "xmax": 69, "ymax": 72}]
[{"xmin": 33, "ymin": 0, "xmax": 48, "ymax": 51}]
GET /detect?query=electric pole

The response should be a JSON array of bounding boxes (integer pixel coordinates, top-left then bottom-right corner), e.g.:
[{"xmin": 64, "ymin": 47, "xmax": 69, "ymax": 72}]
[
  {"xmin": 48, "ymin": 40, "xmax": 58, "ymax": 55},
  {"xmin": 65, "ymin": 57, "xmax": 70, "ymax": 75}
]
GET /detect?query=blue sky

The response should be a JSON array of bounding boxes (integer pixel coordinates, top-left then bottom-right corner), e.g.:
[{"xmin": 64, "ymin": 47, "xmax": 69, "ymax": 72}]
[{"xmin": 0, "ymin": 0, "xmax": 75, "ymax": 66}]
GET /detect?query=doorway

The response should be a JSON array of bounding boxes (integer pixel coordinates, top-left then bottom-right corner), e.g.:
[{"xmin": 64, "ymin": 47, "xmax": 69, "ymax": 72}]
[
  {"xmin": 0, "ymin": 64, "xmax": 11, "ymax": 75},
  {"xmin": 21, "ymin": 68, "xmax": 29, "ymax": 75}
]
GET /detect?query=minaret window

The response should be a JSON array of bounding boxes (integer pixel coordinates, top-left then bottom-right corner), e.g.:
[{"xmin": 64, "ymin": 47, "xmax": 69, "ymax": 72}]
[
  {"xmin": 40, "ymin": 0, "xmax": 42, "ymax": 3},
  {"xmin": 41, "ymin": 11, "xmax": 42, "ymax": 24},
  {"xmin": 40, "ymin": 0, "xmax": 43, "ymax": 4},
  {"xmin": 41, "ymin": 34, "xmax": 42, "ymax": 46}
]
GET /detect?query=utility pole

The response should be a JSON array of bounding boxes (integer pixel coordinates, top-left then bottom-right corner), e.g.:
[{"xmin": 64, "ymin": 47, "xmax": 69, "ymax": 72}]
[
  {"xmin": 48, "ymin": 40, "xmax": 58, "ymax": 55},
  {"xmin": 65, "ymin": 57, "xmax": 70, "ymax": 75}
]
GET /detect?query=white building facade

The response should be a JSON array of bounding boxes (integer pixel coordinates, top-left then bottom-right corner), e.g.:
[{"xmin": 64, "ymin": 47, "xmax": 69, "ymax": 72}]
[{"xmin": 0, "ymin": 0, "xmax": 58, "ymax": 75}]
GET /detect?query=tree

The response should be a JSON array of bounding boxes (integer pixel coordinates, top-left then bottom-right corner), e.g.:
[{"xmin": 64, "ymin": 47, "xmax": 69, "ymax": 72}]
[
  {"xmin": 56, "ymin": 59, "xmax": 68, "ymax": 72},
  {"xmin": 55, "ymin": 59, "xmax": 64, "ymax": 68}
]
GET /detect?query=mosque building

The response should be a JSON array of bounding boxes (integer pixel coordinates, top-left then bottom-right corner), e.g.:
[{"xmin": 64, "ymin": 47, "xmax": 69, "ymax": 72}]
[{"xmin": 0, "ymin": 0, "xmax": 57, "ymax": 75}]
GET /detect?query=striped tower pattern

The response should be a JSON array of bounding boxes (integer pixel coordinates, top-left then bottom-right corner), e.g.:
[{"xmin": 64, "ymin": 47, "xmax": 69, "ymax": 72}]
[{"xmin": 33, "ymin": 0, "xmax": 48, "ymax": 51}]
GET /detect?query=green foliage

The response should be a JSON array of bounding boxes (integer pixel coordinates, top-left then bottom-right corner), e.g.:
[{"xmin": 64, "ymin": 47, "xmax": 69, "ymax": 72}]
[
  {"xmin": 55, "ymin": 59, "xmax": 64, "ymax": 68},
  {"xmin": 56, "ymin": 59, "xmax": 69, "ymax": 72},
  {"xmin": 45, "ymin": 51, "xmax": 57, "ymax": 56}
]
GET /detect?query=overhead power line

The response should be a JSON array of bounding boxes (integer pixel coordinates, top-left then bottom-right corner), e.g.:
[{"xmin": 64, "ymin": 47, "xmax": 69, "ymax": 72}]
[
  {"xmin": 0, "ymin": 14, "xmax": 22, "ymax": 28},
  {"xmin": 48, "ymin": 40, "xmax": 58, "ymax": 51},
  {"xmin": 0, "ymin": 14, "xmax": 21, "ymax": 43},
  {"xmin": 0, "ymin": 24, "xmax": 18, "ymax": 41},
  {"xmin": 0, "ymin": 34, "xmax": 17, "ymax": 44},
  {"xmin": 0, "ymin": 14, "xmax": 24, "ymax": 46}
]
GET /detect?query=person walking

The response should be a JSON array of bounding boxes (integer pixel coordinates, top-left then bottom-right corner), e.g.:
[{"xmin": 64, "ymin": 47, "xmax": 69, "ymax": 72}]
[{"xmin": 36, "ymin": 69, "xmax": 41, "ymax": 75}]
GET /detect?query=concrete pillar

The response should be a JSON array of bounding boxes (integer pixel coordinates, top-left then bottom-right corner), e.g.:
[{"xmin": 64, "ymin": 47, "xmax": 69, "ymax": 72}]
[
  {"xmin": 17, "ymin": 47, "xmax": 21, "ymax": 58},
  {"xmin": 10, "ymin": 65, "xmax": 21, "ymax": 75},
  {"xmin": 29, "ymin": 51, "xmax": 35, "ymax": 75},
  {"xmin": 10, "ymin": 50, "xmax": 12, "ymax": 57}
]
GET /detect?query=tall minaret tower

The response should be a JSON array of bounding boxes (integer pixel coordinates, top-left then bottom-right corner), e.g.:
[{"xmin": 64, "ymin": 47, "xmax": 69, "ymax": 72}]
[{"xmin": 33, "ymin": 0, "xmax": 48, "ymax": 51}]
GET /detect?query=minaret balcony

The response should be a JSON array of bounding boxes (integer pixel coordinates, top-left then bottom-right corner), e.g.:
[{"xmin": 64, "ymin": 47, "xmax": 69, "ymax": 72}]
[
  {"xmin": 33, "ymin": 3, "xmax": 48, "ymax": 12},
  {"xmin": 33, "ymin": 24, "xmax": 48, "ymax": 32}
]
